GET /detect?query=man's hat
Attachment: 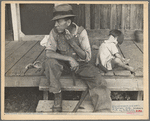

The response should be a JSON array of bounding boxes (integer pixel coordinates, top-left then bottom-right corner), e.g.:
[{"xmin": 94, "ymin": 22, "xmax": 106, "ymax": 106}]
[{"xmin": 52, "ymin": 4, "xmax": 76, "ymax": 21}]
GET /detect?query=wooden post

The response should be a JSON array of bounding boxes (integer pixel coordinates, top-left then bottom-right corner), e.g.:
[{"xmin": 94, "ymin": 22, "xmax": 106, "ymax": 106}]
[
  {"xmin": 16, "ymin": 4, "xmax": 25, "ymax": 38},
  {"xmin": 43, "ymin": 91, "xmax": 49, "ymax": 100},
  {"xmin": 85, "ymin": 4, "xmax": 90, "ymax": 30},
  {"xmin": 137, "ymin": 91, "xmax": 143, "ymax": 100},
  {"xmin": 10, "ymin": 3, "xmax": 23, "ymax": 41}
]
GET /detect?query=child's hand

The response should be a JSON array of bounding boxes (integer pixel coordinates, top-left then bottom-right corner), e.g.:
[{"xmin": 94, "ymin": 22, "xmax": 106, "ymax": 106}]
[{"xmin": 123, "ymin": 58, "xmax": 130, "ymax": 65}]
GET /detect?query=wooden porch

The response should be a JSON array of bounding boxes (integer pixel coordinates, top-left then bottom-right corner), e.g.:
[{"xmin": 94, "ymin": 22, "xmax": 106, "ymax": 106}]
[{"xmin": 5, "ymin": 34, "xmax": 143, "ymax": 113}]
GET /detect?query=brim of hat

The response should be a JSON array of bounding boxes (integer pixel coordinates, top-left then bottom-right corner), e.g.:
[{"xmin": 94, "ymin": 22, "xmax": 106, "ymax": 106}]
[{"xmin": 52, "ymin": 15, "xmax": 76, "ymax": 21}]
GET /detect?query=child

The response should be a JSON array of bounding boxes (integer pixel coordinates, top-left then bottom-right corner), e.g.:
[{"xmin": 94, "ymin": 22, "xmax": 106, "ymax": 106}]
[{"xmin": 94, "ymin": 29, "xmax": 135, "ymax": 73}]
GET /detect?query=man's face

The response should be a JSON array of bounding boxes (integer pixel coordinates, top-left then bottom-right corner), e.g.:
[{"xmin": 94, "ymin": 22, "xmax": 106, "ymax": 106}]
[{"xmin": 54, "ymin": 18, "xmax": 69, "ymax": 33}]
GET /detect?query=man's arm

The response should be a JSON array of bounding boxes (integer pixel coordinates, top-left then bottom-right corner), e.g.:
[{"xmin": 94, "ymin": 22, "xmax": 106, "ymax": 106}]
[
  {"xmin": 46, "ymin": 50, "xmax": 71, "ymax": 61},
  {"xmin": 65, "ymin": 29, "xmax": 91, "ymax": 61},
  {"xmin": 65, "ymin": 35, "xmax": 86, "ymax": 60},
  {"xmin": 46, "ymin": 50, "xmax": 79, "ymax": 72}
]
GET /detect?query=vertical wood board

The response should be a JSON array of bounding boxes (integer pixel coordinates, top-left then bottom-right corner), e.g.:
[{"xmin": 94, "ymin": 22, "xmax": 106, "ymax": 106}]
[
  {"xmin": 90, "ymin": 4, "xmax": 95, "ymax": 29},
  {"xmin": 110, "ymin": 4, "xmax": 117, "ymax": 29},
  {"xmin": 116, "ymin": 4, "xmax": 122, "ymax": 29},
  {"xmin": 10, "ymin": 3, "xmax": 20, "ymax": 41},
  {"xmin": 85, "ymin": 4, "xmax": 90, "ymax": 29},
  {"xmin": 100, "ymin": 4, "xmax": 111, "ymax": 29},
  {"xmin": 94, "ymin": 4, "xmax": 100, "ymax": 29},
  {"xmin": 78, "ymin": 4, "xmax": 85, "ymax": 27},
  {"xmin": 124, "ymin": 4, "xmax": 131, "ymax": 29}
]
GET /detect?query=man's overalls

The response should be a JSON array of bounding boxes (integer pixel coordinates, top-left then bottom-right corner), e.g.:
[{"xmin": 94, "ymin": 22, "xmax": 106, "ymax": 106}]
[{"xmin": 44, "ymin": 26, "xmax": 112, "ymax": 112}]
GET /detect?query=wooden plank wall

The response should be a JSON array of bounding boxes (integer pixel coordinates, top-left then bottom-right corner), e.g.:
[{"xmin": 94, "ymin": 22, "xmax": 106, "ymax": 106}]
[
  {"xmin": 8, "ymin": 4, "xmax": 143, "ymax": 40},
  {"xmin": 85, "ymin": 4, "xmax": 143, "ymax": 30}
]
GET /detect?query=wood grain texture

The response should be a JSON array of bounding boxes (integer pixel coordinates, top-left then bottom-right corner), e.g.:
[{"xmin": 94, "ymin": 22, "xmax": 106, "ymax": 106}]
[
  {"xmin": 5, "ymin": 41, "xmax": 10, "ymax": 45},
  {"xmin": 90, "ymin": 4, "xmax": 95, "ymax": 29},
  {"xmin": 85, "ymin": 4, "xmax": 90, "ymax": 29},
  {"xmin": 21, "ymin": 35, "xmax": 45, "ymax": 41},
  {"xmin": 113, "ymin": 70, "xmax": 131, "ymax": 76},
  {"xmin": 10, "ymin": 3, "xmax": 20, "ymax": 41},
  {"xmin": 116, "ymin": 4, "xmax": 122, "ymax": 29},
  {"xmin": 110, "ymin": 4, "xmax": 116, "ymax": 29},
  {"xmin": 43, "ymin": 91, "xmax": 49, "ymax": 100},
  {"xmin": 133, "ymin": 41, "xmax": 143, "ymax": 53},
  {"xmin": 36, "ymin": 100, "xmax": 143, "ymax": 113},
  {"xmin": 5, "ymin": 76, "xmax": 143, "ymax": 91},
  {"xmin": 39, "ymin": 76, "xmax": 143, "ymax": 91},
  {"xmin": 121, "ymin": 4, "xmax": 125, "ymax": 32},
  {"xmin": 137, "ymin": 91, "xmax": 143, "ymax": 100},
  {"xmin": 6, "ymin": 42, "xmax": 45, "ymax": 76},
  {"xmin": 78, "ymin": 4, "xmax": 85, "ymax": 27},
  {"xmin": 15, "ymin": 29, "xmax": 136, "ymax": 42},
  {"xmin": 5, "ymin": 41, "xmax": 37, "ymax": 73},
  {"xmin": 25, "ymin": 49, "xmax": 45, "ymax": 76},
  {"xmin": 94, "ymin": 4, "xmax": 100, "ymax": 29},
  {"xmin": 5, "ymin": 41, "xmax": 26, "ymax": 58},
  {"xmin": 136, "ymin": 4, "xmax": 143, "ymax": 30},
  {"xmin": 130, "ymin": 4, "xmax": 137, "ymax": 30},
  {"xmin": 124, "ymin": 4, "xmax": 131, "ymax": 30},
  {"xmin": 71, "ymin": 4, "xmax": 79, "ymax": 26},
  {"xmin": 119, "ymin": 41, "xmax": 143, "ymax": 76},
  {"xmin": 100, "ymin": 4, "xmax": 111, "ymax": 29}
]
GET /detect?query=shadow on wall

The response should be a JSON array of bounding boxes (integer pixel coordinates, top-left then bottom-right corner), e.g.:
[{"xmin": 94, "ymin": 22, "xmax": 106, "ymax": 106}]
[{"xmin": 5, "ymin": 30, "xmax": 14, "ymax": 41}]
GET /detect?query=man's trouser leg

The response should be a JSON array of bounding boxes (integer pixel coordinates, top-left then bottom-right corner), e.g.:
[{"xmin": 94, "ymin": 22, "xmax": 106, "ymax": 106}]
[
  {"xmin": 76, "ymin": 62, "xmax": 112, "ymax": 112},
  {"xmin": 44, "ymin": 58, "xmax": 64, "ymax": 112}
]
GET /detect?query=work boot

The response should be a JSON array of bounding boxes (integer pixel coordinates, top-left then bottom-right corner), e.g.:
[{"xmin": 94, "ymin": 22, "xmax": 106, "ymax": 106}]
[{"xmin": 52, "ymin": 92, "xmax": 62, "ymax": 112}]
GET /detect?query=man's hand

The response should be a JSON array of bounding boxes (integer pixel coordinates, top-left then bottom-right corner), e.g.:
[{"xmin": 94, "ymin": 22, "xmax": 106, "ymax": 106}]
[
  {"xmin": 65, "ymin": 29, "xmax": 76, "ymax": 46},
  {"xmin": 69, "ymin": 57, "xmax": 79, "ymax": 73}
]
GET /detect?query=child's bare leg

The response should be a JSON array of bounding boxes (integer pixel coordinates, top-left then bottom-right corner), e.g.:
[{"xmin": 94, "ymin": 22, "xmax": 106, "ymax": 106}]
[{"xmin": 112, "ymin": 58, "xmax": 135, "ymax": 72}]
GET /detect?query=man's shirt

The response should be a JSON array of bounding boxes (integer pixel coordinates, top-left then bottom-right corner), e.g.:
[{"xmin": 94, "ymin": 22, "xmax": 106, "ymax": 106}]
[{"xmin": 40, "ymin": 23, "xmax": 91, "ymax": 62}]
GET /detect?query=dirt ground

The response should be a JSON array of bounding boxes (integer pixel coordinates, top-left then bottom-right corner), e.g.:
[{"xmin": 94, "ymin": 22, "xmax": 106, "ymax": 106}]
[{"xmin": 4, "ymin": 87, "xmax": 138, "ymax": 113}]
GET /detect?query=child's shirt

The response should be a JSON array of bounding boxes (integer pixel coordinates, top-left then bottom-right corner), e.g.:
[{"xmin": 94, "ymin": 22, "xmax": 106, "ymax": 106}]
[{"xmin": 96, "ymin": 35, "xmax": 119, "ymax": 70}]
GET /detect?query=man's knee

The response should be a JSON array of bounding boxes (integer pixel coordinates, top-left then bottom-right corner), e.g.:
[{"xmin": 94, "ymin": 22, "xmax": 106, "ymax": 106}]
[
  {"xmin": 45, "ymin": 58, "xmax": 63, "ymax": 71},
  {"xmin": 95, "ymin": 73, "xmax": 107, "ymax": 87},
  {"xmin": 45, "ymin": 58, "xmax": 58, "ymax": 67}
]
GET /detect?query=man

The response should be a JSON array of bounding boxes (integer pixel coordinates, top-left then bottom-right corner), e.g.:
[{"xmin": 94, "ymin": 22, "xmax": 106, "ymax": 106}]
[{"xmin": 40, "ymin": 4, "xmax": 111, "ymax": 112}]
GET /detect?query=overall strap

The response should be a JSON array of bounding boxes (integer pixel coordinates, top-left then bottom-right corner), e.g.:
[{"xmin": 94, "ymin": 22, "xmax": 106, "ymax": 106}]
[{"xmin": 77, "ymin": 26, "xmax": 84, "ymax": 35}]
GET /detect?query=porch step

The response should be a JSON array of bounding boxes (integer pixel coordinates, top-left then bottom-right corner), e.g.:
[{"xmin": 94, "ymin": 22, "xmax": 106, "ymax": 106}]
[
  {"xmin": 36, "ymin": 100, "xmax": 143, "ymax": 113},
  {"xmin": 39, "ymin": 76, "xmax": 143, "ymax": 92}
]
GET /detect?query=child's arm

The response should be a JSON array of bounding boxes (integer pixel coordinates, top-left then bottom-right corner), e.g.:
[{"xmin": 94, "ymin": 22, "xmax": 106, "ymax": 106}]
[{"xmin": 114, "ymin": 53, "xmax": 125, "ymax": 62}]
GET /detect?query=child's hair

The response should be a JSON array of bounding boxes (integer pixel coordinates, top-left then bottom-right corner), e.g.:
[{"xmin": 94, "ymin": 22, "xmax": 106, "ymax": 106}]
[{"xmin": 109, "ymin": 29, "xmax": 124, "ymax": 45}]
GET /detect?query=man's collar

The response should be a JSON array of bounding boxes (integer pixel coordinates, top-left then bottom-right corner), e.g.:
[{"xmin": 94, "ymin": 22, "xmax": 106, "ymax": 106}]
[{"xmin": 72, "ymin": 22, "xmax": 78, "ymax": 36}]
